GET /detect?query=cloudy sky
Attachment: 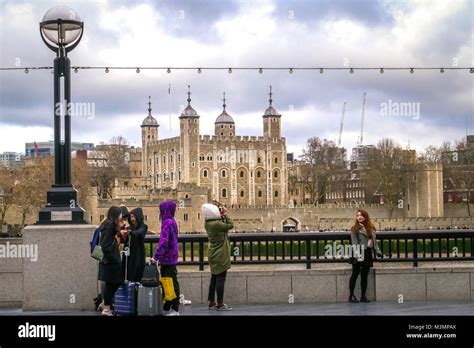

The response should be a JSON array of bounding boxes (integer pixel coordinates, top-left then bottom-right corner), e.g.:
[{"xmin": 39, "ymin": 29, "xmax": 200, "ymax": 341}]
[{"xmin": 0, "ymin": 0, "xmax": 472, "ymax": 158}]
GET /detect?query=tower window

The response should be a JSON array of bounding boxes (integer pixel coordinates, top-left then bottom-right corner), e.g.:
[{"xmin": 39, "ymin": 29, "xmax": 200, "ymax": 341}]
[
  {"xmin": 257, "ymin": 171, "xmax": 261, "ymax": 178},
  {"xmin": 203, "ymin": 169, "xmax": 208, "ymax": 178},
  {"xmin": 274, "ymin": 171, "xmax": 278, "ymax": 178},
  {"xmin": 275, "ymin": 157, "xmax": 278, "ymax": 164},
  {"xmin": 258, "ymin": 191, "xmax": 262, "ymax": 198},
  {"xmin": 221, "ymin": 133, "xmax": 224, "ymax": 136},
  {"xmin": 221, "ymin": 188, "xmax": 227, "ymax": 198},
  {"xmin": 221, "ymin": 169, "xmax": 227, "ymax": 178},
  {"xmin": 199, "ymin": 154, "xmax": 205, "ymax": 161},
  {"xmin": 184, "ymin": 213, "xmax": 189, "ymax": 221},
  {"xmin": 221, "ymin": 125, "xmax": 224, "ymax": 129},
  {"xmin": 178, "ymin": 171, "xmax": 182, "ymax": 180},
  {"xmin": 229, "ymin": 133, "xmax": 232, "ymax": 136},
  {"xmin": 240, "ymin": 190, "xmax": 244, "ymax": 197},
  {"xmin": 257, "ymin": 157, "xmax": 261, "ymax": 163},
  {"xmin": 240, "ymin": 171, "xmax": 244, "ymax": 178},
  {"xmin": 275, "ymin": 191, "xmax": 279, "ymax": 197}
]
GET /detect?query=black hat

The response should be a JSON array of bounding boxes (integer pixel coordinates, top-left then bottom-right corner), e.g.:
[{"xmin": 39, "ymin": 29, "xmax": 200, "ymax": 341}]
[{"xmin": 119, "ymin": 205, "xmax": 130, "ymax": 218}]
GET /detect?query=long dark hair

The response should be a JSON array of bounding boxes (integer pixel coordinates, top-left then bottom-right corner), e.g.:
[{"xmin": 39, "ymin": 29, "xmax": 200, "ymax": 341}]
[
  {"xmin": 100, "ymin": 206, "xmax": 122, "ymax": 231},
  {"xmin": 351, "ymin": 209, "xmax": 376, "ymax": 238}
]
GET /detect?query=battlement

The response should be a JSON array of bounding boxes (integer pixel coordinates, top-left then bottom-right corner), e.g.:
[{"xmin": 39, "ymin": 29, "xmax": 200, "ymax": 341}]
[{"xmin": 149, "ymin": 137, "xmax": 180, "ymax": 147}]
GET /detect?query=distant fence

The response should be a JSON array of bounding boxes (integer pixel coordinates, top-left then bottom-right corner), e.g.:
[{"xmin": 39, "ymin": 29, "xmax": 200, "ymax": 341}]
[{"xmin": 145, "ymin": 229, "xmax": 474, "ymax": 270}]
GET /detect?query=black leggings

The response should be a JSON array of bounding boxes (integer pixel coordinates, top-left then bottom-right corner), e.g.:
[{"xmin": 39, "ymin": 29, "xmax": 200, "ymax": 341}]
[
  {"xmin": 161, "ymin": 265, "xmax": 180, "ymax": 312},
  {"xmin": 349, "ymin": 263, "xmax": 370, "ymax": 297},
  {"xmin": 208, "ymin": 271, "xmax": 227, "ymax": 305},
  {"xmin": 103, "ymin": 282, "xmax": 122, "ymax": 306}
]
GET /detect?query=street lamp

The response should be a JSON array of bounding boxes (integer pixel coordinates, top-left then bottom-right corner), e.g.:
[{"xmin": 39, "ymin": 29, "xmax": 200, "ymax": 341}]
[{"xmin": 38, "ymin": 5, "xmax": 85, "ymax": 224}]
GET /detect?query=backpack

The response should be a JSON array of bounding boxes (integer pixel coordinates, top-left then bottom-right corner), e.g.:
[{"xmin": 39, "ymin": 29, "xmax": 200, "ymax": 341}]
[
  {"xmin": 89, "ymin": 226, "xmax": 101, "ymax": 254},
  {"xmin": 141, "ymin": 262, "xmax": 160, "ymax": 287}
]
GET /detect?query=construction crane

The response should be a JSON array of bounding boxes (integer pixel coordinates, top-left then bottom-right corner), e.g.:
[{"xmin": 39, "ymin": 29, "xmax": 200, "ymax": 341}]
[
  {"xmin": 338, "ymin": 101, "xmax": 346, "ymax": 147},
  {"xmin": 358, "ymin": 92, "xmax": 366, "ymax": 145}
]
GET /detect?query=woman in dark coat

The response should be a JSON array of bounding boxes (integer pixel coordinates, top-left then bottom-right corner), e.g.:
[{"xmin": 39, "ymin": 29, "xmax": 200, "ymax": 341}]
[
  {"xmin": 98, "ymin": 206, "xmax": 124, "ymax": 316},
  {"xmin": 122, "ymin": 207, "xmax": 148, "ymax": 282}
]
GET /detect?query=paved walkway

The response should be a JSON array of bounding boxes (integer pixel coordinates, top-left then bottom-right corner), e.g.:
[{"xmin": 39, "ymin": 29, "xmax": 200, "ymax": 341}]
[{"xmin": 1, "ymin": 301, "xmax": 473, "ymax": 316}]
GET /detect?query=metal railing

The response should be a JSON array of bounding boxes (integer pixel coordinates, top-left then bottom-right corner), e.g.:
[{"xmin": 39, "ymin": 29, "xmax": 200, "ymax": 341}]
[{"xmin": 145, "ymin": 229, "xmax": 474, "ymax": 270}]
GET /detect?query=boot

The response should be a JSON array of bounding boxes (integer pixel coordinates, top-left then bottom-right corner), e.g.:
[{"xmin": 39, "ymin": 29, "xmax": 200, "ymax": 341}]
[
  {"xmin": 348, "ymin": 295, "xmax": 359, "ymax": 303},
  {"xmin": 360, "ymin": 296, "xmax": 371, "ymax": 303}
]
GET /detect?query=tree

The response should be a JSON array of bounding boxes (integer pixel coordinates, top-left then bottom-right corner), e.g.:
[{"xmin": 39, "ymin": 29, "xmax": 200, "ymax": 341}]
[
  {"xmin": 0, "ymin": 167, "xmax": 15, "ymax": 227},
  {"xmin": 363, "ymin": 138, "xmax": 415, "ymax": 219},
  {"xmin": 90, "ymin": 136, "xmax": 130, "ymax": 199},
  {"xmin": 13, "ymin": 158, "xmax": 53, "ymax": 231},
  {"xmin": 300, "ymin": 137, "xmax": 346, "ymax": 204}
]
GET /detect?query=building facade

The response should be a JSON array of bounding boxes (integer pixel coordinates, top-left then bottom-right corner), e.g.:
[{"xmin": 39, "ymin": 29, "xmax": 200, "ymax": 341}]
[{"xmin": 140, "ymin": 86, "xmax": 288, "ymax": 207}]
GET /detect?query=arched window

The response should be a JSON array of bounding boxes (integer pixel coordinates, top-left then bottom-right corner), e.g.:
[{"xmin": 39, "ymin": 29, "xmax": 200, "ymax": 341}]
[
  {"xmin": 274, "ymin": 171, "xmax": 278, "ymax": 178},
  {"xmin": 257, "ymin": 170, "xmax": 261, "ymax": 178},
  {"xmin": 275, "ymin": 191, "xmax": 279, "ymax": 198},
  {"xmin": 258, "ymin": 191, "xmax": 262, "ymax": 198},
  {"xmin": 221, "ymin": 169, "xmax": 227, "ymax": 178},
  {"xmin": 240, "ymin": 190, "xmax": 244, "ymax": 197},
  {"xmin": 203, "ymin": 169, "xmax": 208, "ymax": 178},
  {"xmin": 221, "ymin": 188, "xmax": 227, "ymax": 198},
  {"xmin": 239, "ymin": 170, "xmax": 244, "ymax": 178},
  {"xmin": 257, "ymin": 157, "xmax": 261, "ymax": 164},
  {"xmin": 275, "ymin": 157, "xmax": 278, "ymax": 164},
  {"xmin": 199, "ymin": 153, "xmax": 205, "ymax": 161}
]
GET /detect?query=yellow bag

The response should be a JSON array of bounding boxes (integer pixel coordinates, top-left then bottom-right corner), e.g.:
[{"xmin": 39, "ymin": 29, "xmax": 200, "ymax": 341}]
[{"xmin": 160, "ymin": 277, "xmax": 177, "ymax": 301}]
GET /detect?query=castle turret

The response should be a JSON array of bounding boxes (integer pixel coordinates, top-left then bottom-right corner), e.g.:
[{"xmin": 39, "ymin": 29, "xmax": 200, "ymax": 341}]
[
  {"xmin": 215, "ymin": 93, "xmax": 235, "ymax": 137},
  {"xmin": 263, "ymin": 85, "xmax": 281, "ymax": 139},
  {"xmin": 141, "ymin": 96, "xmax": 159, "ymax": 186},
  {"xmin": 179, "ymin": 85, "xmax": 200, "ymax": 183}
]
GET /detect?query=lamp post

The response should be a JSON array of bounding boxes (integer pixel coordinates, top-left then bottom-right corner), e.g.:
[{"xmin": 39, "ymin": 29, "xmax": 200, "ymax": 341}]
[{"xmin": 38, "ymin": 5, "xmax": 85, "ymax": 224}]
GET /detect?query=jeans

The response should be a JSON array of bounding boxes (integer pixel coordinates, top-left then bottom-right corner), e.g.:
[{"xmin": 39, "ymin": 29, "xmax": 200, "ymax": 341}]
[
  {"xmin": 208, "ymin": 271, "xmax": 227, "ymax": 305},
  {"xmin": 160, "ymin": 265, "xmax": 180, "ymax": 312}
]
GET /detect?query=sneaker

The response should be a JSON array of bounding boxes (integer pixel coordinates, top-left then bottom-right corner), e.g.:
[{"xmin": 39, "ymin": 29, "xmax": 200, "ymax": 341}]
[
  {"xmin": 166, "ymin": 309, "xmax": 180, "ymax": 316},
  {"xmin": 216, "ymin": 304, "xmax": 232, "ymax": 311},
  {"xmin": 101, "ymin": 307, "xmax": 114, "ymax": 316},
  {"xmin": 183, "ymin": 299, "xmax": 192, "ymax": 306},
  {"xmin": 348, "ymin": 295, "xmax": 359, "ymax": 303},
  {"xmin": 208, "ymin": 302, "xmax": 217, "ymax": 310},
  {"xmin": 360, "ymin": 296, "xmax": 371, "ymax": 303}
]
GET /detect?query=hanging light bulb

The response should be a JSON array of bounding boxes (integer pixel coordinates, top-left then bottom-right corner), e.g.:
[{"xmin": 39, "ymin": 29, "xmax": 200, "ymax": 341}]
[
  {"xmin": 105, "ymin": 67, "xmax": 109, "ymax": 73},
  {"xmin": 410, "ymin": 68, "xmax": 414, "ymax": 74},
  {"xmin": 259, "ymin": 68, "xmax": 263, "ymax": 74},
  {"xmin": 350, "ymin": 68, "xmax": 354, "ymax": 74},
  {"xmin": 74, "ymin": 67, "xmax": 78, "ymax": 73},
  {"xmin": 228, "ymin": 68, "xmax": 232, "ymax": 74},
  {"xmin": 470, "ymin": 68, "xmax": 473, "ymax": 73},
  {"xmin": 320, "ymin": 68, "xmax": 324, "ymax": 74},
  {"xmin": 136, "ymin": 68, "xmax": 140, "ymax": 73},
  {"xmin": 197, "ymin": 68, "xmax": 202, "ymax": 73},
  {"xmin": 167, "ymin": 68, "xmax": 171, "ymax": 73},
  {"xmin": 289, "ymin": 68, "xmax": 293, "ymax": 74},
  {"xmin": 380, "ymin": 68, "xmax": 384, "ymax": 74},
  {"xmin": 440, "ymin": 68, "xmax": 444, "ymax": 73},
  {"xmin": 24, "ymin": 68, "xmax": 29, "ymax": 74}
]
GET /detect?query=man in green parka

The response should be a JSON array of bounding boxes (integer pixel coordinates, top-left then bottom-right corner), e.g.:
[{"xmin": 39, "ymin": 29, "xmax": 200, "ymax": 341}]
[{"xmin": 202, "ymin": 203, "xmax": 234, "ymax": 310}]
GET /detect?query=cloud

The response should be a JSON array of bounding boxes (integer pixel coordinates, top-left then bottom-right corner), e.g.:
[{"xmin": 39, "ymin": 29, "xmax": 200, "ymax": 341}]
[{"xmin": 0, "ymin": 0, "xmax": 472, "ymax": 158}]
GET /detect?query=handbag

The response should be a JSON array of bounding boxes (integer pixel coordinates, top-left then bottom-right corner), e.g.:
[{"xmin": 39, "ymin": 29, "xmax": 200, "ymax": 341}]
[
  {"xmin": 160, "ymin": 277, "xmax": 177, "ymax": 301},
  {"xmin": 91, "ymin": 245, "xmax": 104, "ymax": 262}
]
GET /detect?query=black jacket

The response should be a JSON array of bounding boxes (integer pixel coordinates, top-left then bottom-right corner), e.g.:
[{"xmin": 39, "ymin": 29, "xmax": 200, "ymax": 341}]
[
  {"xmin": 98, "ymin": 222, "xmax": 123, "ymax": 283},
  {"xmin": 122, "ymin": 208, "xmax": 148, "ymax": 282}
]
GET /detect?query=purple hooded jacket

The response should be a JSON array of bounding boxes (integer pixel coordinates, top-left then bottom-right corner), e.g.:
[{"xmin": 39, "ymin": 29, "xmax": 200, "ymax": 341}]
[{"xmin": 153, "ymin": 201, "xmax": 179, "ymax": 265}]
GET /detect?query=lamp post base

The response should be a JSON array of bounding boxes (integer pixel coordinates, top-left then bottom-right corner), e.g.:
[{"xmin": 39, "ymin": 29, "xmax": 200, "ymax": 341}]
[{"xmin": 37, "ymin": 185, "xmax": 86, "ymax": 224}]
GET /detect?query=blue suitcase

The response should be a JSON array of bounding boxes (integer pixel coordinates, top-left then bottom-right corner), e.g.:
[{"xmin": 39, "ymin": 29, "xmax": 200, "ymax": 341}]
[
  {"xmin": 114, "ymin": 281, "xmax": 138, "ymax": 316},
  {"xmin": 114, "ymin": 246, "xmax": 137, "ymax": 316}
]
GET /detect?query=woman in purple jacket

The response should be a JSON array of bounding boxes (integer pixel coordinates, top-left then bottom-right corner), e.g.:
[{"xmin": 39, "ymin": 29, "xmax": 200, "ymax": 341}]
[{"xmin": 151, "ymin": 200, "xmax": 180, "ymax": 316}]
